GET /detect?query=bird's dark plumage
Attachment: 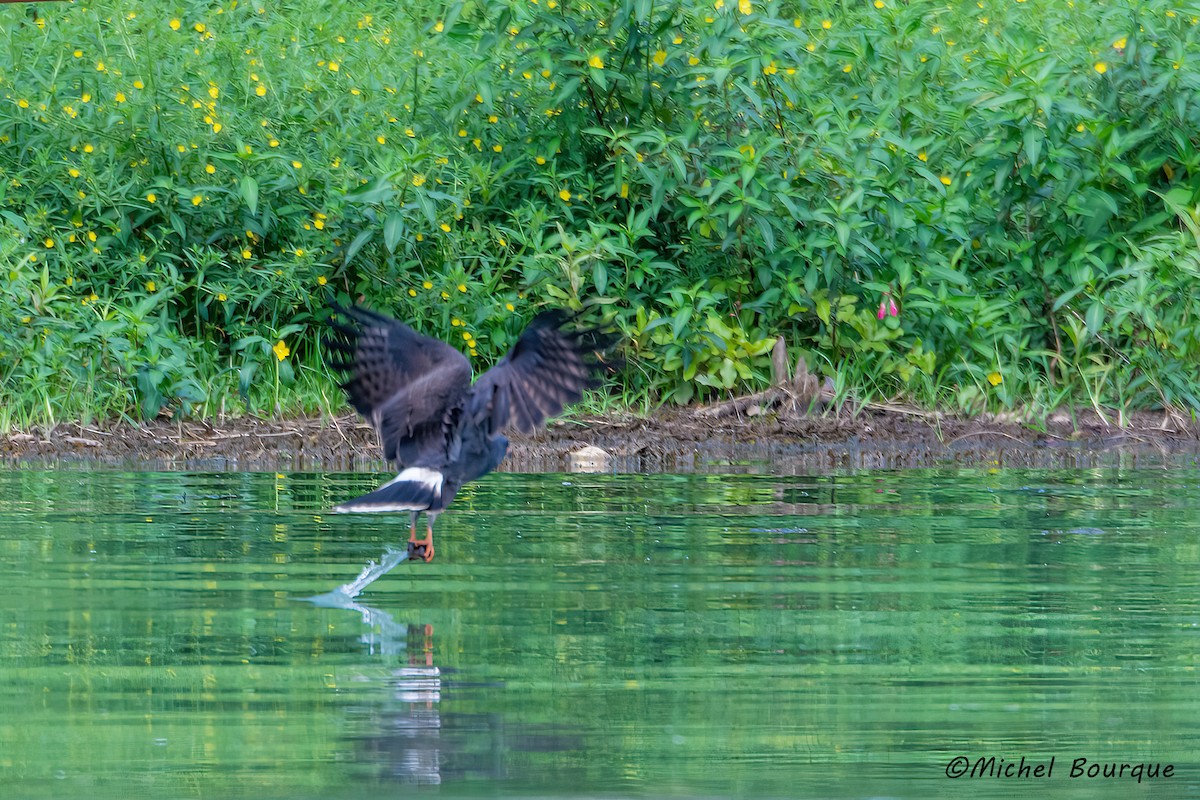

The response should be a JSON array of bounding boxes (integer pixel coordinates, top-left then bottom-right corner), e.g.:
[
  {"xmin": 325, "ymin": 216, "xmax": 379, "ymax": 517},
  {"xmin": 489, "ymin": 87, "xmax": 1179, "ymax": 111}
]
[{"xmin": 326, "ymin": 303, "xmax": 608, "ymax": 560}]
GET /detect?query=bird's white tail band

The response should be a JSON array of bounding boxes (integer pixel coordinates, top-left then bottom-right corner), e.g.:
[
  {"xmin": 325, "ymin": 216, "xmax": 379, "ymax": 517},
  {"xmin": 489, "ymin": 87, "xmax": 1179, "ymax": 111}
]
[{"xmin": 333, "ymin": 467, "xmax": 444, "ymax": 513}]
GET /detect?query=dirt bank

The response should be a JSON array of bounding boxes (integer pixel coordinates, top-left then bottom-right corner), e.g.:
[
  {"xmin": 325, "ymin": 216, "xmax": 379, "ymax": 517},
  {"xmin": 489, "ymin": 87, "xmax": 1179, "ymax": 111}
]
[{"xmin": 3, "ymin": 403, "xmax": 1199, "ymax": 472}]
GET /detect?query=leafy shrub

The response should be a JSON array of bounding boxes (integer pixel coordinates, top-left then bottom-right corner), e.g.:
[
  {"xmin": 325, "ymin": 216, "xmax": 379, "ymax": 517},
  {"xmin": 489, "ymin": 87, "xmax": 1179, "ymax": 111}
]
[{"xmin": 2, "ymin": 0, "xmax": 1200, "ymax": 426}]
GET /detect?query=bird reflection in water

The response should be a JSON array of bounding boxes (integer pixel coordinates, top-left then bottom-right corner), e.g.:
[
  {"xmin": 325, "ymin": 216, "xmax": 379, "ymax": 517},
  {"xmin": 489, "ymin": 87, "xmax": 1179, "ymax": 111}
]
[{"xmin": 302, "ymin": 548, "xmax": 584, "ymax": 787}]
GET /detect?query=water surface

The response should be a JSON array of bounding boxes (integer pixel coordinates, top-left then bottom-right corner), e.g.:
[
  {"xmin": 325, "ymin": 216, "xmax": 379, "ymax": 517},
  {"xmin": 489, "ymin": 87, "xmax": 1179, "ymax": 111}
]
[{"xmin": 0, "ymin": 468, "xmax": 1197, "ymax": 798}]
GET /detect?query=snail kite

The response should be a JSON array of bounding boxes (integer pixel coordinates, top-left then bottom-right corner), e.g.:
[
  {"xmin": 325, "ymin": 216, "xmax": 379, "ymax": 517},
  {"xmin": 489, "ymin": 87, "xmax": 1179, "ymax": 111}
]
[{"xmin": 326, "ymin": 304, "xmax": 606, "ymax": 561}]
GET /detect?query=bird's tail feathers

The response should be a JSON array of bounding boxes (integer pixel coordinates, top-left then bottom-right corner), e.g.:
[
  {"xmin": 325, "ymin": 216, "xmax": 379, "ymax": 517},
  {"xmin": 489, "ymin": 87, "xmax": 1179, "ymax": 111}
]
[{"xmin": 333, "ymin": 467, "xmax": 444, "ymax": 513}]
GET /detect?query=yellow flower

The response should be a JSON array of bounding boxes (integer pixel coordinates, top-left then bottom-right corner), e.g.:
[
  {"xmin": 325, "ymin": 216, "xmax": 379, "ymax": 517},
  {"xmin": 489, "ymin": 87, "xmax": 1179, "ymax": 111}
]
[
  {"xmin": 270, "ymin": 139, "xmax": 280, "ymax": 147},
  {"xmin": 404, "ymin": 127, "xmax": 416, "ymax": 138},
  {"xmin": 536, "ymin": 156, "xmax": 547, "ymax": 165},
  {"xmin": 208, "ymin": 86, "xmax": 219, "ymax": 99},
  {"xmin": 134, "ymin": 80, "xmax": 144, "ymax": 90},
  {"xmin": 434, "ymin": 20, "xmax": 444, "ymax": 32},
  {"xmin": 408, "ymin": 288, "xmax": 417, "ymax": 297},
  {"xmin": 987, "ymin": 371, "xmax": 1002, "ymax": 386},
  {"xmin": 317, "ymin": 275, "xmax": 328, "ymax": 286},
  {"xmin": 83, "ymin": 143, "xmax": 94, "ymax": 154},
  {"xmin": 462, "ymin": 331, "xmax": 472, "ymax": 341},
  {"xmin": 146, "ymin": 280, "xmax": 156, "ymax": 292},
  {"xmin": 69, "ymin": 168, "xmax": 81, "ymax": 178},
  {"xmin": 412, "ymin": 174, "xmax": 427, "ymax": 187},
  {"xmin": 505, "ymin": 302, "xmax": 515, "ymax": 312},
  {"xmin": 939, "ymin": 175, "xmax": 952, "ymax": 185},
  {"xmin": 190, "ymin": 194, "xmax": 203, "ymax": 206},
  {"xmin": 821, "ymin": 19, "xmax": 832, "ymax": 29},
  {"xmin": 452, "ymin": 318, "xmax": 462, "ymax": 327},
  {"xmin": 457, "ymin": 283, "xmax": 467, "ymax": 292},
  {"xmin": 738, "ymin": 0, "xmax": 751, "ymax": 12},
  {"xmin": 96, "ymin": 60, "xmax": 106, "ymax": 72},
  {"xmin": 218, "ymin": 293, "xmax": 227, "ymax": 302},
  {"xmin": 194, "ymin": 22, "xmax": 205, "ymax": 32},
  {"xmin": 422, "ymin": 280, "xmax": 434, "ymax": 290},
  {"xmin": 170, "ymin": 18, "xmax": 181, "ymax": 30},
  {"xmin": 458, "ymin": 128, "xmax": 468, "ymax": 137},
  {"xmin": 376, "ymin": 135, "xmax": 386, "ymax": 144},
  {"xmin": 440, "ymin": 223, "xmax": 451, "ymax": 232},
  {"xmin": 272, "ymin": 340, "xmax": 290, "ymax": 361},
  {"xmin": 842, "ymin": 64, "xmax": 852, "ymax": 73},
  {"xmin": 291, "ymin": 160, "xmax": 302, "ymax": 169},
  {"xmin": 1094, "ymin": 62, "xmax": 1108, "ymax": 74},
  {"xmin": 256, "ymin": 84, "xmax": 267, "ymax": 96},
  {"xmin": 588, "ymin": 54, "xmax": 604, "ymax": 69},
  {"xmin": 492, "ymin": 143, "xmax": 503, "ymax": 152},
  {"xmin": 874, "ymin": 0, "xmax": 884, "ymax": 6},
  {"xmin": 205, "ymin": 164, "xmax": 216, "ymax": 174},
  {"xmin": 653, "ymin": 49, "xmax": 667, "ymax": 66},
  {"xmin": 115, "ymin": 92, "xmax": 127, "ymax": 103},
  {"xmin": 328, "ymin": 61, "xmax": 339, "ymax": 72},
  {"xmin": 146, "ymin": 193, "xmax": 157, "ymax": 203},
  {"xmin": 294, "ymin": 248, "xmax": 305, "ymax": 256},
  {"xmin": 559, "ymin": 188, "xmax": 572, "ymax": 202},
  {"xmin": 241, "ymin": 248, "xmax": 252, "ymax": 259},
  {"xmin": 44, "ymin": 237, "xmax": 54, "ymax": 248},
  {"xmin": 1112, "ymin": 37, "xmax": 1128, "ymax": 49},
  {"xmin": 17, "ymin": 99, "xmax": 29, "ymax": 109},
  {"xmin": 441, "ymin": 291, "xmax": 450, "ymax": 299},
  {"xmin": 917, "ymin": 151, "xmax": 927, "ymax": 162}
]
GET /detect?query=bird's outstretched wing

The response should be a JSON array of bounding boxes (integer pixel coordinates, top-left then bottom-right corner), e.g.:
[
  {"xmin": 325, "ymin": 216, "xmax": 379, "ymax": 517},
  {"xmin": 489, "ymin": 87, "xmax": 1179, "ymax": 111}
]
[
  {"xmin": 467, "ymin": 311, "xmax": 604, "ymax": 434},
  {"xmin": 326, "ymin": 304, "xmax": 472, "ymax": 464}
]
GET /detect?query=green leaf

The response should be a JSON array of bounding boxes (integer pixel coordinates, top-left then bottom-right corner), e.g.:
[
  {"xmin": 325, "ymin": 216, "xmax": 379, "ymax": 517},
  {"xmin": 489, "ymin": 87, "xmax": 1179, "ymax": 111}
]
[
  {"xmin": 1023, "ymin": 127, "xmax": 1042, "ymax": 171},
  {"xmin": 342, "ymin": 229, "xmax": 373, "ymax": 268},
  {"xmin": 383, "ymin": 211, "xmax": 405, "ymax": 252},
  {"xmin": 239, "ymin": 176, "xmax": 258, "ymax": 215},
  {"xmin": 1085, "ymin": 300, "xmax": 1105, "ymax": 337}
]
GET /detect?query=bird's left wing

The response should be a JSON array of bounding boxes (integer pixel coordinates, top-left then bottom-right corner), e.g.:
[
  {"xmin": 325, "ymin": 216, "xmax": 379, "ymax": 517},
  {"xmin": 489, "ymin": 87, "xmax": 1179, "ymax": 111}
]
[
  {"xmin": 466, "ymin": 311, "xmax": 607, "ymax": 434},
  {"xmin": 326, "ymin": 304, "xmax": 472, "ymax": 464}
]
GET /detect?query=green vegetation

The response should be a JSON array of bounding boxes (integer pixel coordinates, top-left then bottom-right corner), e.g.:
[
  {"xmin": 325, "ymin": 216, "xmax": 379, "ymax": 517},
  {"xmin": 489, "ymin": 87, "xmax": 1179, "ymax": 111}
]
[{"xmin": 2, "ymin": 0, "xmax": 1200, "ymax": 429}]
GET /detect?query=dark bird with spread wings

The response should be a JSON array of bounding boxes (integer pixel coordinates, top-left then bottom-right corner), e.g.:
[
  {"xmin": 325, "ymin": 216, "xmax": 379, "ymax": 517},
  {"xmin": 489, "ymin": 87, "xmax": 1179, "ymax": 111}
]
[{"xmin": 326, "ymin": 304, "xmax": 606, "ymax": 562}]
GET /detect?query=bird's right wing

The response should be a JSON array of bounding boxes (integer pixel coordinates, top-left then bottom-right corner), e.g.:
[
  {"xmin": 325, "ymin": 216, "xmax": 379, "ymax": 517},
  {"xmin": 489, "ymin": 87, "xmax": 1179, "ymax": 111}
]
[
  {"xmin": 467, "ymin": 311, "xmax": 603, "ymax": 434},
  {"xmin": 326, "ymin": 304, "xmax": 472, "ymax": 463}
]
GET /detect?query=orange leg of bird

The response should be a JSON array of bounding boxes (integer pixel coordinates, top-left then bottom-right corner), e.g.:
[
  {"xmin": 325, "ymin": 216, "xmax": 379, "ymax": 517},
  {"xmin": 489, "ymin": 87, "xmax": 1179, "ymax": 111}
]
[{"xmin": 408, "ymin": 514, "xmax": 435, "ymax": 562}]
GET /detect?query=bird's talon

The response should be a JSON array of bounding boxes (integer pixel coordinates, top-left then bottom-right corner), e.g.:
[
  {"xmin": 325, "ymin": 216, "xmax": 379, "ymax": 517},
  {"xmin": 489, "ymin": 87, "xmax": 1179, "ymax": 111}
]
[{"xmin": 407, "ymin": 540, "xmax": 435, "ymax": 562}]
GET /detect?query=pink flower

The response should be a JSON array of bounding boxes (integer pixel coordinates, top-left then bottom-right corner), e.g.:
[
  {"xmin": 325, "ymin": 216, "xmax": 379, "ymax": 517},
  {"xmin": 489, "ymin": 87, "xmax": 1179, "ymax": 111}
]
[{"xmin": 878, "ymin": 292, "xmax": 900, "ymax": 319}]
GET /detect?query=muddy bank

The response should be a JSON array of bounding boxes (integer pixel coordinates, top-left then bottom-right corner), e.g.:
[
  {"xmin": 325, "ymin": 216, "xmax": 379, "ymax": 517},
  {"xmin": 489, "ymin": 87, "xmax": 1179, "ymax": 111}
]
[{"xmin": 3, "ymin": 405, "xmax": 1200, "ymax": 472}]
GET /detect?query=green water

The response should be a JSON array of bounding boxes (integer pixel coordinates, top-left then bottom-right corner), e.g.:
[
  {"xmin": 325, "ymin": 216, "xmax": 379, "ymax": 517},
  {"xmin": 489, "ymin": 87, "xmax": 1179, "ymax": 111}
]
[{"xmin": 0, "ymin": 467, "xmax": 1198, "ymax": 799}]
